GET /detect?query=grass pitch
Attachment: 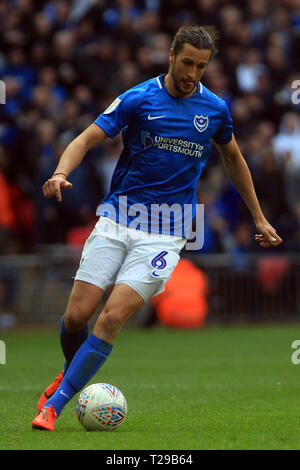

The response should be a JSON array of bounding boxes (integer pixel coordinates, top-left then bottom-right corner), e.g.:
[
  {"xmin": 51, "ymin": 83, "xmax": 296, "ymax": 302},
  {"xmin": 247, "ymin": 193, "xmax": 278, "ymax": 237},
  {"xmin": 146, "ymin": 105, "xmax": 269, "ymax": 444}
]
[{"xmin": 1, "ymin": 323, "xmax": 300, "ymax": 450}]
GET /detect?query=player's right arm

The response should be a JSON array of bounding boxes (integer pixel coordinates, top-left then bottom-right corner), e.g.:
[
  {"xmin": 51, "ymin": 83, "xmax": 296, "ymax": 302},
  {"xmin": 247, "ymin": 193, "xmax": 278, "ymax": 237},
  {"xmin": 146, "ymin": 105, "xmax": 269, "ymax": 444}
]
[{"xmin": 43, "ymin": 123, "xmax": 108, "ymax": 202}]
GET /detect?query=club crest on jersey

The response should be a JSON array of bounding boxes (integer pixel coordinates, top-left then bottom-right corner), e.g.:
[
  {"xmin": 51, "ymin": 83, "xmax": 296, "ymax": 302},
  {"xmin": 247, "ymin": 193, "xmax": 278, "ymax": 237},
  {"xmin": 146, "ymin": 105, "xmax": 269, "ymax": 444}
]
[{"xmin": 193, "ymin": 115, "xmax": 209, "ymax": 133}]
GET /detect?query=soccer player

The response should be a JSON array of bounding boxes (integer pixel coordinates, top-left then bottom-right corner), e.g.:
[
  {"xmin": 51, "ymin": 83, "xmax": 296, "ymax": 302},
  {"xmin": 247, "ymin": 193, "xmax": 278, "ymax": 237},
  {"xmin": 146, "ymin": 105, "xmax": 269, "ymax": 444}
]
[{"xmin": 32, "ymin": 25, "xmax": 282, "ymax": 430}]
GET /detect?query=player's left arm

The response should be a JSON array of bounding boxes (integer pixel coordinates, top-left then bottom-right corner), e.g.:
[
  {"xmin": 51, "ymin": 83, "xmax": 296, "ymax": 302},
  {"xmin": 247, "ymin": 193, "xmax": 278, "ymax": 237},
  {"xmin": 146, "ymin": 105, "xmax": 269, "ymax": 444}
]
[{"xmin": 213, "ymin": 134, "xmax": 282, "ymax": 248}]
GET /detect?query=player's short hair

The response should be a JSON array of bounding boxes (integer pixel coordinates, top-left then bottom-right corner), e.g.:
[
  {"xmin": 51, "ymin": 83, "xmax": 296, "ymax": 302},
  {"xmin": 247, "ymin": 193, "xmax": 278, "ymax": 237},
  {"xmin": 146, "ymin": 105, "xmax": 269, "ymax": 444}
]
[{"xmin": 171, "ymin": 25, "xmax": 218, "ymax": 60}]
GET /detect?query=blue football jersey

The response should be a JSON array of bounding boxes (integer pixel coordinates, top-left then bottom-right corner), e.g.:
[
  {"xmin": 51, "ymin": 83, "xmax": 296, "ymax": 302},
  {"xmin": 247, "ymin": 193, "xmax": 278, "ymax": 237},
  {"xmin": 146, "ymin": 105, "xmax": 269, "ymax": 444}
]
[{"xmin": 94, "ymin": 74, "xmax": 233, "ymax": 237}]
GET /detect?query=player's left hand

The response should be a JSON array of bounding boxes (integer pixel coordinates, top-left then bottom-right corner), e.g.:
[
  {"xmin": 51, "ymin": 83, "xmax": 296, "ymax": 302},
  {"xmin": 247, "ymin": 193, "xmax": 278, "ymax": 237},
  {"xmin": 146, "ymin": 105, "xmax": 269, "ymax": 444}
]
[{"xmin": 254, "ymin": 220, "xmax": 282, "ymax": 248}]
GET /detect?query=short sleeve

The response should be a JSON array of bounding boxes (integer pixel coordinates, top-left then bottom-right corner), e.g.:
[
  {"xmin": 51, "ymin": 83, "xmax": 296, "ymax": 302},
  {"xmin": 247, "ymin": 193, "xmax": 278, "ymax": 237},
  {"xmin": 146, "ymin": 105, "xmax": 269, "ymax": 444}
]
[
  {"xmin": 213, "ymin": 102, "xmax": 233, "ymax": 145},
  {"xmin": 94, "ymin": 89, "xmax": 139, "ymax": 138}
]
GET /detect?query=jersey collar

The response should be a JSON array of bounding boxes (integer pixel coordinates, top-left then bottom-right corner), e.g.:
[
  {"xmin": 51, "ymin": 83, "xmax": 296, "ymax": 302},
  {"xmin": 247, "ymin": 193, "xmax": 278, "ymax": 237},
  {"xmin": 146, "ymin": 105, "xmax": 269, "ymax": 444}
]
[{"xmin": 157, "ymin": 74, "xmax": 203, "ymax": 98}]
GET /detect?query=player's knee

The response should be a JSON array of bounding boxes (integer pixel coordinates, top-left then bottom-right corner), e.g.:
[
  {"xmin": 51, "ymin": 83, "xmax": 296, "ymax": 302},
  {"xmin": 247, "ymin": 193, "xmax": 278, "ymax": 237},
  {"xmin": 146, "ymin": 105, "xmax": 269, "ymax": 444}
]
[
  {"xmin": 96, "ymin": 307, "xmax": 125, "ymax": 338},
  {"xmin": 64, "ymin": 306, "xmax": 88, "ymax": 333}
]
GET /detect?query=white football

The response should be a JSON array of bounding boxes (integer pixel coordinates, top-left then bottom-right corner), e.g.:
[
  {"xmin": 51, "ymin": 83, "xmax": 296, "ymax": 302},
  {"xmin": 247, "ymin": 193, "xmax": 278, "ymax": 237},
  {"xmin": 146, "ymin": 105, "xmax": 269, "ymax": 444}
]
[{"xmin": 76, "ymin": 383, "xmax": 127, "ymax": 431}]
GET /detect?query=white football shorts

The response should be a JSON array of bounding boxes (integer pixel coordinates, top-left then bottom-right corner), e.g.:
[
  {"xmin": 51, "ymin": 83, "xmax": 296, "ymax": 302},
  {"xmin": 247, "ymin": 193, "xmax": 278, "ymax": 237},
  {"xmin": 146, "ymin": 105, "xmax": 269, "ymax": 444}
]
[{"xmin": 74, "ymin": 217, "xmax": 186, "ymax": 302}]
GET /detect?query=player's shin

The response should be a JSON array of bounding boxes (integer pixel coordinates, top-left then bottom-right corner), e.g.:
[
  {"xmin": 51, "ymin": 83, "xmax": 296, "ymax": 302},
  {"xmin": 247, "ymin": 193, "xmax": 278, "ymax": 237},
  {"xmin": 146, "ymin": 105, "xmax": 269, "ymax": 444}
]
[
  {"xmin": 60, "ymin": 314, "xmax": 89, "ymax": 374},
  {"xmin": 45, "ymin": 334, "xmax": 113, "ymax": 416}
]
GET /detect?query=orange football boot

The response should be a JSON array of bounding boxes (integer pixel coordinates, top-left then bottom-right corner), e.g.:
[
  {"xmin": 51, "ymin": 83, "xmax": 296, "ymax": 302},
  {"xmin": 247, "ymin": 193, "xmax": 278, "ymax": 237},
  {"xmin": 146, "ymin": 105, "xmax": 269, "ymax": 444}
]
[
  {"xmin": 32, "ymin": 405, "xmax": 57, "ymax": 431},
  {"xmin": 37, "ymin": 371, "xmax": 64, "ymax": 411}
]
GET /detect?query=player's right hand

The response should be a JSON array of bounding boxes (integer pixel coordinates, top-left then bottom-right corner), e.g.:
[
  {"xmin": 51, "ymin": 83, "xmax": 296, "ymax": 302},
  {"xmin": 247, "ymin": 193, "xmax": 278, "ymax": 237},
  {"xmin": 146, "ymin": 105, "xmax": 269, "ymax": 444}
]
[{"xmin": 42, "ymin": 174, "xmax": 73, "ymax": 202}]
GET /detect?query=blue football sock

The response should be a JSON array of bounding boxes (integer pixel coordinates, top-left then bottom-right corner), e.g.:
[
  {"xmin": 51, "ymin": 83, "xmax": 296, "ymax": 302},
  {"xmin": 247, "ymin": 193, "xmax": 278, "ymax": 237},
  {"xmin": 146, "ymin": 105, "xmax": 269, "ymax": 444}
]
[
  {"xmin": 60, "ymin": 315, "xmax": 89, "ymax": 375},
  {"xmin": 45, "ymin": 334, "xmax": 113, "ymax": 416}
]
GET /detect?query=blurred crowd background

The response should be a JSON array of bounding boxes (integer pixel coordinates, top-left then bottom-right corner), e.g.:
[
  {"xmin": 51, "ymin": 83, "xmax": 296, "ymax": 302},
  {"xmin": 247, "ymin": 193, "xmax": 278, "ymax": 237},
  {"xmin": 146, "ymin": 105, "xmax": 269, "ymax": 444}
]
[{"xmin": 1, "ymin": 0, "xmax": 300, "ymax": 256}]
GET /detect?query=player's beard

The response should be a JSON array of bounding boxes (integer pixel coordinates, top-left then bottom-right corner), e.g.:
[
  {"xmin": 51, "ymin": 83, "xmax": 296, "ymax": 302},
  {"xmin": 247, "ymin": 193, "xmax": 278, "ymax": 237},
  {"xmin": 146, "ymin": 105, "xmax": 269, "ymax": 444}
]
[{"xmin": 171, "ymin": 63, "xmax": 197, "ymax": 97}]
